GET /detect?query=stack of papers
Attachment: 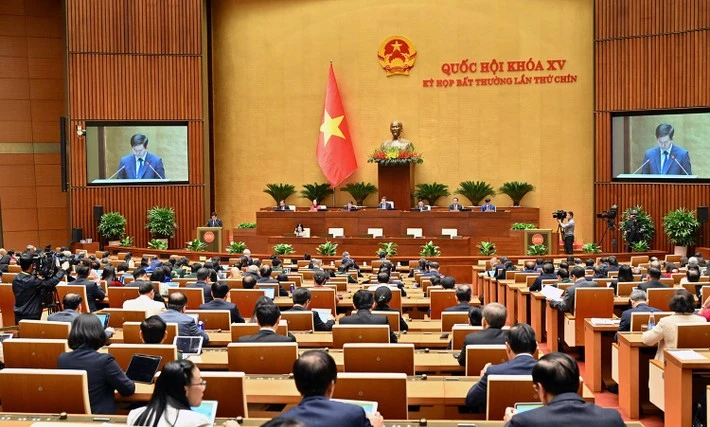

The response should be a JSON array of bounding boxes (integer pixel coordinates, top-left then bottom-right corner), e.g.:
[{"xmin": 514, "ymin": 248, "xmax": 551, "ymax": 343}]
[
  {"xmin": 590, "ymin": 318, "xmax": 620, "ymax": 326},
  {"xmin": 540, "ymin": 285, "xmax": 563, "ymax": 301},
  {"xmin": 667, "ymin": 350, "xmax": 707, "ymax": 360}
]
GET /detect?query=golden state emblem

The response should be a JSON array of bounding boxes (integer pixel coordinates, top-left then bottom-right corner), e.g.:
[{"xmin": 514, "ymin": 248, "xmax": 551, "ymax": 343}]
[{"xmin": 377, "ymin": 36, "xmax": 417, "ymax": 76}]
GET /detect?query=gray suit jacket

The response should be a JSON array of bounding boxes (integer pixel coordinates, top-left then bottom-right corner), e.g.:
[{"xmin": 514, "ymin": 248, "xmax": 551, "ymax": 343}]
[
  {"xmin": 159, "ymin": 309, "xmax": 209, "ymax": 343},
  {"xmin": 47, "ymin": 309, "xmax": 80, "ymax": 323}
]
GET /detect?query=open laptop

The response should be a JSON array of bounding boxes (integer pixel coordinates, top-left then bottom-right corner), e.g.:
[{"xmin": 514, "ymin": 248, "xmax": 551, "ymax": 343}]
[
  {"xmin": 93, "ymin": 312, "xmax": 110, "ymax": 329},
  {"xmin": 191, "ymin": 400, "xmax": 218, "ymax": 423},
  {"xmin": 125, "ymin": 354, "xmax": 162, "ymax": 384},
  {"xmin": 174, "ymin": 336, "xmax": 204, "ymax": 356},
  {"xmin": 331, "ymin": 399, "xmax": 378, "ymax": 415}
]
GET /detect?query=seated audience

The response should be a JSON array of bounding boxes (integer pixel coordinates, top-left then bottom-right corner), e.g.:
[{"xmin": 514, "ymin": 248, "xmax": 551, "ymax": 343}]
[
  {"xmin": 159, "ymin": 292, "xmax": 209, "ymax": 344},
  {"xmin": 49, "ymin": 293, "xmax": 114, "ymax": 338},
  {"xmin": 73, "ymin": 263, "xmax": 106, "ymax": 312},
  {"xmin": 457, "ymin": 302, "xmax": 508, "ymax": 366},
  {"xmin": 615, "ymin": 289, "xmax": 659, "ymax": 340},
  {"xmin": 242, "ymin": 274, "xmax": 257, "ymax": 289},
  {"xmin": 468, "ymin": 306, "xmax": 483, "ymax": 326},
  {"xmin": 101, "ymin": 265, "xmax": 122, "ymax": 287},
  {"xmin": 140, "ymin": 315, "xmax": 168, "ymax": 344},
  {"xmin": 238, "ymin": 302, "xmax": 296, "ymax": 342},
  {"xmin": 638, "ymin": 267, "xmax": 668, "ymax": 291},
  {"xmin": 443, "ymin": 284, "xmax": 472, "ymax": 312},
  {"xmin": 373, "ymin": 286, "xmax": 408, "ymax": 332},
  {"xmin": 313, "ymin": 270, "xmax": 329, "ymax": 288},
  {"xmin": 610, "ymin": 264, "xmax": 635, "ymax": 293},
  {"xmin": 550, "ymin": 266, "xmax": 598, "ymax": 313},
  {"xmin": 286, "ymin": 287, "xmax": 335, "ymax": 331},
  {"xmin": 521, "ymin": 261, "xmax": 537, "ymax": 273},
  {"xmin": 340, "ymin": 289, "xmax": 397, "ymax": 343},
  {"xmin": 198, "ymin": 281, "xmax": 245, "ymax": 323},
  {"xmin": 440, "ymin": 275, "xmax": 456, "ymax": 290},
  {"xmin": 529, "ymin": 263, "xmax": 556, "ymax": 292},
  {"xmin": 122, "ymin": 281, "xmax": 166, "ymax": 317},
  {"xmin": 642, "ymin": 289, "xmax": 706, "ymax": 361},
  {"xmin": 258, "ymin": 264, "xmax": 279, "ymax": 283},
  {"xmin": 186, "ymin": 268, "xmax": 213, "ymax": 303}
]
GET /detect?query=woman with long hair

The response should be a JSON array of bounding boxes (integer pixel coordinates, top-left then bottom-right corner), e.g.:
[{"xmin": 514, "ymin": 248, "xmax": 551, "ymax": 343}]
[
  {"xmin": 373, "ymin": 286, "xmax": 408, "ymax": 332},
  {"xmin": 101, "ymin": 265, "xmax": 122, "ymax": 287}
]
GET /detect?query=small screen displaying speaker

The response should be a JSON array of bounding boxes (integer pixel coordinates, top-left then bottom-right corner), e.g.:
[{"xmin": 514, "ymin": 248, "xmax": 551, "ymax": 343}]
[{"xmin": 84, "ymin": 121, "xmax": 189, "ymax": 185}]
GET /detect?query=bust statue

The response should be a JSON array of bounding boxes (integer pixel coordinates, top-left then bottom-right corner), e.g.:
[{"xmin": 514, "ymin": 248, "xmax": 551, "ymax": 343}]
[{"xmin": 381, "ymin": 121, "xmax": 413, "ymax": 151}]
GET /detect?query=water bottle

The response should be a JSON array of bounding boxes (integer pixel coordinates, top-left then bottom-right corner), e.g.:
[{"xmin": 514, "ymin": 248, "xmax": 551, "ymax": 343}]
[
  {"xmin": 290, "ymin": 284, "xmax": 295, "ymax": 294},
  {"xmin": 647, "ymin": 313, "xmax": 655, "ymax": 330},
  {"xmin": 198, "ymin": 321, "xmax": 205, "ymax": 331}
]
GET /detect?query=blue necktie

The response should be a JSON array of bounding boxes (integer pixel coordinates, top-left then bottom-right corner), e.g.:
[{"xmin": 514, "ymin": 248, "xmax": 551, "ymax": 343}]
[
  {"xmin": 661, "ymin": 151, "xmax": 669, "ymax": 173},
  {"xmin": 137, "ymin": 158, "xmax": 144, "ymax": 178}
]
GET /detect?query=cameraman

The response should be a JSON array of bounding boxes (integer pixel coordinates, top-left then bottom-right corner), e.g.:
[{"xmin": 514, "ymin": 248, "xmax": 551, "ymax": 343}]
[
  {"xmin": 625, "ymin": 210, "xmax": 641, "ymax": 251},
  {"xmin": 12, "ymin": 251, "xmax": 70, "ymax": 324},
  {"xmin": 558, "ymin": 211, "xmax": 575, "ymax": 255}
]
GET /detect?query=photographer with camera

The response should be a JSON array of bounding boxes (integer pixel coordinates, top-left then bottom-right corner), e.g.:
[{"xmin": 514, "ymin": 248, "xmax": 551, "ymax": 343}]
[
  {"xmin": 12, "ymin": 250, "xmax": 70, "ymax": 324},
  {"xmin": 556, "ymin": 211, "xmax": 575, "ymax": 255}
]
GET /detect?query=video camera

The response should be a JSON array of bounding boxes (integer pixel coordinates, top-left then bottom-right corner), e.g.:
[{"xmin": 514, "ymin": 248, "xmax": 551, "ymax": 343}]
[
  {"xmin": 596, "ymin": 205, "xmax": 618, "ymax": 219},
  {"xmin": 32, "ymin": 246, "xmax": 60, "ymax": 278},
  {"xmin": 552, "ymin": 210, "xmax": 567, "ymax": 220}
]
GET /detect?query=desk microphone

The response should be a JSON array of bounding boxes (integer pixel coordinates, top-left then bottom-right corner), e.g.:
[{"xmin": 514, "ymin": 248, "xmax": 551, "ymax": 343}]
[
  {"xmin": 670, "ymin": 155, "xmax": 690, "ymax": 175},
  {"xmin": 145, "ymin": 161, "xmax": 165, "ymax": 179},
  {"xmin": 632, "ymin": 158, "xmax": 650, "ymax": 174},
  {"xmin": 107, "ymin": 165, "xmax": 125, "ymax": 180}
]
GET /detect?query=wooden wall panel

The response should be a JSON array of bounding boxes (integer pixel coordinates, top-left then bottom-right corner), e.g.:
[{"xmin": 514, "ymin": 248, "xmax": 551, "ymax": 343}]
[{"xmin": 595, "ymin": 0, "xmax": 710, "ymax": 40}]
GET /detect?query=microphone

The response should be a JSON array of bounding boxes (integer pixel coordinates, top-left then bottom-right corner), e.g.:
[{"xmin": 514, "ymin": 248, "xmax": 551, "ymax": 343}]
[
  {"xmin": 107, "ymin": 165, "xmax": 126, "ymax": 180},
  {"xmin": 632, "ymin": 158, "xmax": 651, "ymax": 174},
  {"xmin": 670, "ymin": 155, "xmax": 690, "ymax": 175},
  {"xmin": 144, "ymin": 161, "xmax": 165, "ymax": 179}
]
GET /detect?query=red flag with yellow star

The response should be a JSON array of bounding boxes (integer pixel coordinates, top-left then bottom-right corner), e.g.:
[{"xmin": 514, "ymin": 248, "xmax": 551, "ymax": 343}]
[{"xmin": 317, "ymin": 64, "xmax": 357, "ymax": 187}]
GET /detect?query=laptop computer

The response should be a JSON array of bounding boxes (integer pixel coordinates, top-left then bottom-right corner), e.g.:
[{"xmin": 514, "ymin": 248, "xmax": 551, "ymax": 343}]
[
  {"xmin": 191, "ymin": 400, "xmax": 218, "ymax": 423},
  {"xmin": 174, "ymin": 336, "xmax": 204, "ymax": 356},
  {"xmin": 93, "ymin": 313, "xmax": 110, "ymax": 329},
  {"xmin": 331, "ymin": 399, "xmax": 378, "ymax": 415},
  {"xmin": 125, "ymin": 354, "xmax": 162, "ymax": 384}
]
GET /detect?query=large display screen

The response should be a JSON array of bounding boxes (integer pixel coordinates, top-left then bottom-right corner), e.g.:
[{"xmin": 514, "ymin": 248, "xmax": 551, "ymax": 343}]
[
  {"xmin": 85, "ymin": 121, "xmax": 189, "ymax": 185},
  {"xmin": 611, "ymin": 110, "xmax": 710, "ymax": 181}
]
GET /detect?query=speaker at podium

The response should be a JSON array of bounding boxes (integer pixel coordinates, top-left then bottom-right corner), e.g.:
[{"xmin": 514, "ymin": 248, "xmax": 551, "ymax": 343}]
[{"xmin": 197, "ymin": 227, "xmax": 222, "ymax": 252}]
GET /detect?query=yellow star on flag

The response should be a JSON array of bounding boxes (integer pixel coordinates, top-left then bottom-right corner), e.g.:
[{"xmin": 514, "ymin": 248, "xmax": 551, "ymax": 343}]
[
  {"xmin": 320, "ymin": 110, "xmax": 345, "ymax": 146},
  {"xmin": 390, "ymin": 40, "xmax": 402, "ymax": 51}
]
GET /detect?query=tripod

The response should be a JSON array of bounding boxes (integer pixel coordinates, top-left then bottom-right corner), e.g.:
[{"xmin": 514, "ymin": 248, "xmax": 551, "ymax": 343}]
[{"xmin": 597, "ymin": 218, "xmax": 617, "ymax": 252}]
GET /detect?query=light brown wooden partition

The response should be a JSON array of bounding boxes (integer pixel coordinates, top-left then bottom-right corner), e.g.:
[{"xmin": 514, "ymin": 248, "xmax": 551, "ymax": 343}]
[
  {"xmin": 564, "ymin": 288, "xmax": 615, "ymax": 347},
  {"xmin": 122, "ymin": 321, "xmax": 178, "ymax": 344},
  {"xmin": 108, "ymin": 344, "xmax": 177, "ymax": 371},
  {"xmin": 107, "ymin": 287, "xmax": 141, "ymax": 309},
  {"xmin": 226, "ymin": 343, "xmax": 298, "ymax": 374},
  {"xmin": 308, "ymin": 288, "xmax": 338, "ymax": 315},
  {"xmin": 201, "ymin": 371, "xmax": 248, "ymax": 418},
  {"xmin": 369, "ymin": 287, "xmax": 403, "ymax": 312},
  {"xmin": 452, "ymin": 325, "xmax": 484, "ymax": 351},
  {"xmin": 279, "ymin": 311, "xmax": 315, "ymax": 331},
  {"xmin": 331, "ymin": 325, "xmax": 390, "ymax": 349},
  {"xmin": 630, "ymin": 312, "xmax": 673, "ymax": 332},
  {"xmin": 343, "ymin": 343, "xmax": 415, "ymax": 375},
  {"xmin": 465, "ymin": 344, "xmax": 508, "ymax": 377},
  {"xmin": 3, "ymin": 339, "xmax": 69, "ymax": 369},
  {"xmin": 371, "ymin": 310, "xmax": 401, "ymax": 333},
  {"xmin": 647, "ymin": 288, "xmax": 678, "ymax": 312},
  {"xmin": 185, "ymin": 309, "xmax": 231, "ymax": 330},
  {"xmin": 441, "ymin": 311, "xmax": 471, "ymax": 332},
  {"xmin": 429, "ymin": 289, "xmax": 457, "ymax": 320},
  {"xmin": 168, "ymin": 287, "xmax": 205, "ymax": 309},
  {"xmin": 55, "ymin": 285, "xmax": 90, "ymax": 313},
  {"xmin": 230, "ymin": 321, "xmax": 288, "ymax": 342},
  {"xmin": 18, "ymin": 320, "xmax": 70, "ymax": 339},
  {"xmin": 486, "ymin": 375, "xmax": 537, "ymax": 420},
  {"xmin": 229, "ymin": 289, "xmax": 266, "ymax": 319},
  {"xmin": 676, "ymin": 323, "xmax": 710, "ymax": 349},
  {"xmin": 0, "ymin": 284, "xmax": 14, "ymax": 326},
  {"xmin": 333, "ymin": 372, "xmax": 408, "ymax": 420},
  {"xmin": 0, "ymin": 369, "xmax": 90, "ymax": 414}
]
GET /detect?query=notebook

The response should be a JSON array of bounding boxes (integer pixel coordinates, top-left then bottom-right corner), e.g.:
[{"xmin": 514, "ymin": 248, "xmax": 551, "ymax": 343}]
[
  {"xmin": 191, "ymin": 400, "xmax": 218, "ymax": 423},
  {"xmin": 125, "ymin": 354, "xmax": 162, "ymax": 384},
  {"xmin": 331, "ymin": 399, "xmax": 378, "ymax": 414},
  {"xmin": 93, "ymin": 313, "xmax": 110, "ymax": 329},
  {"xmin": 174, "ymin": 336, "xmax": 204, "ymax": 356}
]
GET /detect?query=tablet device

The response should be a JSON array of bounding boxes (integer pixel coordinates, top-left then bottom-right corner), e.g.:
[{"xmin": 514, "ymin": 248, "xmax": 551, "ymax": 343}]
[
  {"xmin": 174, "ymin": 336, "xmax": 204, "ymax": 356},
  {"xmin": 262, "ymin": 287, "xmax": 275, "ymax": 299},
  {"xmin": 514, "ymin": 402, "xmax": 543, "ymax": 413},
  {"xmin": 0, "ymin": 333, "xmax": 13, "ymax": 342},
  {"xmin": 93, "ymin": 313, "xmax": 110, "ymax": 329},
  {"xmin": 331, "ymin": 399, "xmax": 378, "ymax": 414},
  {"xmin": 191, "ymin": 400, "xmax": 218, "ymax": 423},
  {"xmin": 313, "ymin": 309, "xmax": 331, "ymax": 324},
  {"xmin": 125, "ymin": 354, "xmax": 162, "ymax": 384}
]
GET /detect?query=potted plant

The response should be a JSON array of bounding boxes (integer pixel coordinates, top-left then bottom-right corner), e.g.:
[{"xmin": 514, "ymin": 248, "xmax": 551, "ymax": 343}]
[
  {"xmin": 413, "ymin": 182, "xmax": 450, "ymax": 205},
  {"xmin": 316, "ymin": 240, "xmax": 338, "ymax": 256},
  {"xmin": 620, "ymin": 205, "xmax": 655, "ymax": 250},
  {"xmin": 237, "ymin": 222, "xmax": 256, "ymax": 229},
  {"xmin": 511, "ymin": 223, "xmax": 537, "ymax": 230},
  {"xmin": 97, "ymin": 211, "xmax": 127, "ymax": 246},
  {"xmin": 118, "ymin": 236, "xmax": 134, "ymax": 248},
  {"xmin": 263, "ymin": 183, "xmax": 297, "ymax": 205},
  {"xmin": 477, "ymin": 241, "xmax": 496, "ymax": 256},
  {"xmin": 146, "ymin": 206, "xmax": 177, "ymax": 247},
  {"xmin": 340, "ymin": 181, "xmax": 378, "ymax": 206},
  {"xmin": 499, "ymin": 181, "xmax": 535, "ymax": 207},
  {"xmin": 186, "ymin": 239, "xmax": 207, "ymax": 252},
  {"xmin": 527, "ymin": 244, "xmax": 548, "ymax": 255},
  {"xmin": 226, "ymin": 241, "xmax": 248, "ymax": 254},
  {"xmin": 147, "ymin": 238, "xmax": 168, "ymax": 250},
  {"xmin": 663, "ymin": 208, "xmax": 700, "ymax": 256},
  {"xmin": 455, "ymin": 181, "xmax": 496, "ymax": 206},
  {"xmin": 582, "ymin": 243, "xmax": 602, "ymax": 254},
  {"xmin": 300, "ymin": 182, "xmax": 334, "ymax": 205},
  {"xmin": 631, "ymin": 241, "xmax": 649, "ymax": 252},
  {"xmin": 377, "ymin": 242, "xmax": 398, "ymax": 257},
  {"xmin": 273, "ymin": 243, "xmax": 295, "ymax": 256},
  {"xmin": 419, "ymin": 240, "xmax": 441, "ymax": 257}
]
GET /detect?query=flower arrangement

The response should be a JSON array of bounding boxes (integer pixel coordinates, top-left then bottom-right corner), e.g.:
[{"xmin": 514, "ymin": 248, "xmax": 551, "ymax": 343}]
[{"xmin": 367, "ymin": 147, "xmax": 423, "ymax": 166}]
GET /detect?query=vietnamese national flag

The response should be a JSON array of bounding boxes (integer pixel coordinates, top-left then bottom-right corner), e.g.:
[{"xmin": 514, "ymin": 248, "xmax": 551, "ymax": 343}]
[{"xmin": 317, "ymin": 64, "xmax": 358, "ymax": 187}]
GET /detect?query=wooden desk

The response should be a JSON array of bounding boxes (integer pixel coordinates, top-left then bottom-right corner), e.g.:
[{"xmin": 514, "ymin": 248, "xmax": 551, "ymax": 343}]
[
  {"xmin": 516, "ymin": 287, "xmax": 531, "ymax": 326},
  {"xmin": 504, "ymin": 282, "xmax": 526, "ymax": 325},
  {"xmin": 664, "ymin": 349, "xmax": 710, "ymax": 427},
  {"xmin": 545, "ymin": 301, "xmax": 561, "ymax": 352},
  {"xmin": 583, "ymin": 319, "xmax": 619, "ymax": 392},
  {"xmin": 530, "ymin": 292, "xmax": 546, "ymax": 343},
  {"xmin": 617, "ymin": 332, "xmax": 655, "ymax": 419}
]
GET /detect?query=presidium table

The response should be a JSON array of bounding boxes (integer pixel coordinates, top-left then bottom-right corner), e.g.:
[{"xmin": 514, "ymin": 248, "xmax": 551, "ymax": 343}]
[{"xmin": 231, "ymin": 207, "xmax": 550, "ymax": 256}]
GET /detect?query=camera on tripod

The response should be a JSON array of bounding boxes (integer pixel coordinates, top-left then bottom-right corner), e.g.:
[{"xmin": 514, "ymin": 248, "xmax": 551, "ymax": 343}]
[
  {"xmin": 596, "ymin": 205, "xmax": 618, "ymax": 220},
  {"xmin": 552, "ymin": 210, "xmax": 567, "ymax": 220}
]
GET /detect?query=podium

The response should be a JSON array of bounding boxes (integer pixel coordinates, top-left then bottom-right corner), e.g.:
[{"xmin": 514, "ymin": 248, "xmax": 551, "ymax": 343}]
[
  {"xmin": 523, "ymin": 229, "xmax": 553, "ymax": 255},
  {"xmin": 197, "ymin": 227, "xmax": 222, "ymax": 253},
  {"xmin": 378, "ymin": 163, "xmax": 415, "ymax": 211}
]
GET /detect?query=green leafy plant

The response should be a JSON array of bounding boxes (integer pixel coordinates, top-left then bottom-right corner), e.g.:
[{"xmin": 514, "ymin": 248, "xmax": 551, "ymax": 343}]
[
  {"xmin": 237, "ymin": 222, "xmax": 256, "ymax": 229},
  {"xmin": 512, "ymin": 223, "xmax": 537, "ymax": 230},
  {"xmin": 377, "ymin": 242, "xmax": 398, "ymax": 257},
  {"xmin": 97, "ymin": 212, "xmax": 127, "ymax": 241},
  {"xmin": 477, "ymin": 241, "xmax": 496, "ymax": 256},
  {"xmin": 631, "ymin": 240, "xmax": 649, "ymax": 252},
  {"xmin": 620, "ymin": 205, "xmax": 655, "ymax": 246},
  {"xmin": 340, "ymin": 182, "xmax": 378, "ymax": 205},
  {"xmin": 263, "ymin": 183, "xmax": 297, "ymax": 205},
  {"xmin": 419, "ymin": 240, "xmax": 441, "ymax": 257},
  {"xmin": 147, "ymin": 238, "xmax": 168, "ymax": 250},
  {"xmin": 499, "ymin": 181, "xmax": 535, "ymax": 206},
  {"xmin": 146, "ymin": 206, "xmax": 178, "ymax": 238},
  {"xmin": 413, "ymin": 182, "xmax": 450, "ymax": 205},
  {"xmin": 663, "ymin": 208, "xmax": 700, "ymax": 247},
  {"xmin": 455, "ymin": 181, "xmax": 496, "ymax": 206},
  {"xmin": 273, "ymin": 243, "xmax": 295, "ymax": 256},
  {"xmin": 316, "ymin": 240, "xmax": 338, "ymax": 256},
  {"xmin": 300, "ymin": 182, "xmax": 334, "ymax": 205},
  {"xmin": 582, "ymin": 243, "xmax": 602, "ymax": 254},
  {"xmin": 226, "ymin": 241, "xmax": 248, "ymax": 254},
  {"xmin": 527, "ymin": 244, "xmax": 548, "ymax": 255},
  {"xmin": 186, "ymin": 239, "xmax": 207, "ymax": 252},
  {"xmin": 118, "ymin": 236, "xmax": 134, "ymax": 247}
]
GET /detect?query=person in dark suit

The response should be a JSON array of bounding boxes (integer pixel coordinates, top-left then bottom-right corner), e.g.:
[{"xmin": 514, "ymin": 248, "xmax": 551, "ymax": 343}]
[
  {"xmin": 275, "ymin": 350, "xmax": 383, "ymax": 427},
  {"xmin": 57, "ymin": 314, "xmax": 135, "ymax": 414},
  {"xmin": 378, "ymin": 196, "xmax": 392, "ymax": 210},
  {"xmin": 615, "ymin": 289, "xmax": 660, "ymax": 341},
  {"xmin": 206, "ymin": 212, "xmax": 222, "ymax": 227},
  {"xmin": 550, "ymin": 266, "xmax": 599, "ymax": 313},
  {"xmin": 343, "ymin": 200, "xmax": 358, "ymax": 211},
  {"xmin": 257, "ymin": 264, "xmax": 279, "ymax": 284},
  {"xmin": 640, "ymin": 124, "xmax": 691, "ymax": 175},
  {"xmin": 340, "ymin": 290, "xmax": 397, "ymax": 343},
  {"xmin": 465, "ymin": 323, "xmax": 538, "ymax": 412},
  {"xmin": 275, "ymin": 200, "xmax": 291, "ymax": 211},
  {"xmin": 199, "ymin": 281, "xmax": 245, "ymax": 323},
  {"xmin": 72, "ymin": 263, "xmax": 106, "ymax": 312},
  {"xmin": 238, "ymin": 302, "xmax": 296, "ymax": 342},
  {"xmin": 47, "ymin": 292, "xmax": 82, "ymax": 323},
  {"xmin": 373, "ymin": 286, "xmax": 408, "ymax": 332},
  {"xmin": 503, "ymin": 352, "xmax": 625, "ymax": 426},
  {"xmin": 448, "ymin": 197, "xmax": 464, "ymax": 211},
  {"xmin": 116, "ymin": 134, "xmax": 166, "ymax": 180},
  {"xmin": 0, "ymin": 248, "xmax": 10, "ymax": 273},
  {"xmin": 443, "ymin": 284, "xmax": 473, "ymax": 312},
  {"xmin": 638, "ymin": 267, "xmax": 668, "ymax": 291},
  {"xmin": 186, "ymin": 267, "xmax": 213, "ymax": 303},
  {"xmin": 139, "ymin": 315, "xmax": 168, "ymax": 344},
  {"xmin": 457, "ymin": 302, "xmax": 508, "ymax": 366},
  {"xmin": 158, "ymin": 292, "xmax": 209, "ymax": 344},
  {"xmin": 529, "ymin": 263, "xmax": 556, "ymax": 292},
  {"xmin": 480, "ymin": 198, "xmax": 496, "ymax": 212},
  {"xmin": 411, "ymin": 200, "xmax": 429, "ymax": 211},
  {"xmin": 286, "ymin": 287, "xmax": 335, "ymax": 331}
]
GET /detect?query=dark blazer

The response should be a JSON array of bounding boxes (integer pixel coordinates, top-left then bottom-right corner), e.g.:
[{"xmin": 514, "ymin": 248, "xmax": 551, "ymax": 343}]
[
  {"xmin": 186, "ymin": 281, "xmax": 213, "ymax": 303},
  {"xmin": 275, "ymin": 205, "xmax": 291, "ymax": 211},
  {"xmin": 481, "ymin": 203, "xmax": 496, "ymax": 212},
  {"xmin": 465, "ymin": 354, "xmax": 537, "ymax": 411},
  {"xmin": 117, "ymin": 152, "xmax": 165, "ymax": 180},
  {"xmin": 257, "ymin": 277, "xmax": 279, "ymax": 284},
  {"xmin": 206, "ymin": 218, "xmax": 222, "ymax": 227},
  {"xmin": 448, "ymin": 203, "xmax": 463, "ymax": 211},
  {"xmin": 0, "ymin": 254, "xmax": 10, "ymax": 272},
  {"xmin": 616, "ymin": 303, "xmax": 660, "ymax": 340},
  {"xmin": 373, "ymin": 305, "xmax": 409, "ymax": 332},
  {"xmin": 237, "ymin": 328, "xmax": 296, "ymax": 343},
  {"xmin": 552, "ymin": 279, "xmax": 599, "ymax": 313},
  {"xmin": 199, "ymin": 299, "xmax": 244, "ymax": 323},
  {"xmin": 529, "ymin": 273, "xmax": 558, "ymax": 292},
  {"xmin": 72, "ymin": 278, "xmax": 106, "ymax": 312},
  {"xmin": 638, "ymin": 279, "xmax": 668, "ymax": 292},
  {"xmin": 159, "ymin": 309, "xmax": 209, "ymax": 343},
  {"xmin": 443, "ymin": 302, "xmax": 471, "ymax": 312},
  {"xmin": 286, "ymin": 305, "xmax": 334, "ymax": 331},
  {"xmin": 457, "ymin": 327, "xmax": 508, "ymax": 366},
  {"xmin": 506, "ymin": 392, "xmax": 625, "ymax": 426},
  {"xmin": 47, "ymin": 309, "xmax": 80, "ymax": 323},
  {"xmin": 57, "ymin": 347, "xmax": 135, "ymax": 414},
  {"xmin": 278, "ymin": 395, "xmax": 372, "ymax": 427},
  {"xmin": 339, "ymin": 309, "xmax": 397, "ymax": 343},
  {"xmin": 641, "ymin": 144, "xmax": 691, "ymax": 175}
]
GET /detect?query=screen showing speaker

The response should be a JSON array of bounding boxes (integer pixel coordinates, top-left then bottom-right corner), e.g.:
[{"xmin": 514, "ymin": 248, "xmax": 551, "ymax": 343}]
[
  {"xmin": 85, "ymin": 121, "xmax": 189, "ymax": 185},
  {"xmin": 611, "ymin": 109, "xmax": 710, "ymax": 180}
]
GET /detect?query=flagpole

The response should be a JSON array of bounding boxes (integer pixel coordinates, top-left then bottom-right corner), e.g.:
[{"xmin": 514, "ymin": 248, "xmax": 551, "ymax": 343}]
[{"xmin": 332, "ymin": 185, "xmax": 336, "ymax": 208}]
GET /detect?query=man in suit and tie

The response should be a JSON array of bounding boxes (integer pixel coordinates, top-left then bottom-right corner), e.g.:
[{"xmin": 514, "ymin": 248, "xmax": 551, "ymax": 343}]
[
  {"xmin": 275, "ymin": 200, "xmax": 291, "ymax": 211},
  {"xmin": 199, "ymin": 281, "xmax": 244, "ymax": 323},
  {"xmin": 443, "ymin": 284, "xmax": 473, "ymax": 312},
  {"xmin": 49, "ymin": 293, "xmax": 115, "ymax": 338},
  {"xmin": 465, "ymin": 323, "xmax": 538, "ymax": 412},
  {"xmin": 238, "ymin": 302, "xmax": 296, "ymax": 342},
  {"xmin": 275, "ymin": 350, "xmax": 384, "ymax": 427},
  {"xmin": 529, "ymin": 263, "xmax": 557, "ymax": 292},
  {"xmin": 186, "ymin": 268, "xmax": 213, "ymax": 303},
  {"xmin": 378, "ymin": 196, "xmax": 392, "ymax": 210},
  {"xmin": 457, "ymin": 302, "xmax": 508, "ymax": 366},
  {"xmin": 638, "ymin": 267, "xmax": 668, "ymax": 291},
  {"xmin": 206, "ymin": 212, "xmax": 222, "ymax": 227},
  {"xmin": 158, "ymin": 292, "xmax": 209, "ymax": 344},
  {"xmin": 640, "ymin": 124, "xmax": 691, "ymax": 175},
  {"xmin": 72, "ymin": 263, "xmax": 105, "ymax": 312},
  {"xmin": 448, "ymin": 197, "xmax": 464, "ymax": 211},
  {"xmin": 340, "ymin": 290, "xmax": 397, "ymax": 343},
  {"xmin": 116, "ymin": 134, "xmax": 166, "ymax": 180},
  {"xmin": 481, "ymin": 198, "xmax": 496, "ymax": 212},
  {"xmin": 615, "ymin": 289, "xmax": 660, "ymax": 340},
  {"xmin": 286, "ymin": 287, "xmax": 335, "ymax": 331},
  {"xmin": 550, "ymin": 266, "xmax": 598, "ymax": 313},
  {"xmin": 503, "ymin": 353, "xmax": 625, "ymax": 426}
]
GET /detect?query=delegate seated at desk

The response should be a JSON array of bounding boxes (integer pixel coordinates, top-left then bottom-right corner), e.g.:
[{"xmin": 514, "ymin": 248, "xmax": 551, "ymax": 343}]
[
  {"xmin": 340, "ymin": 290, "xmax": 397, "ymax": 343},
  {"xmin": 457, "ymin": 303, "xmax": 508, "ymax": 367},
  {"xmin": 159, "ymin": 292, "xmax": 210, "ymax": 344}
]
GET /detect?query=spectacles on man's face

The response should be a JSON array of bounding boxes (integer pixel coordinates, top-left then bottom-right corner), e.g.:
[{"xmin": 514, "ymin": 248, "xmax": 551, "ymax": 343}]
[{"xmin": 188, "ymin": 380, "xmax": 207, "ymax": 388}]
